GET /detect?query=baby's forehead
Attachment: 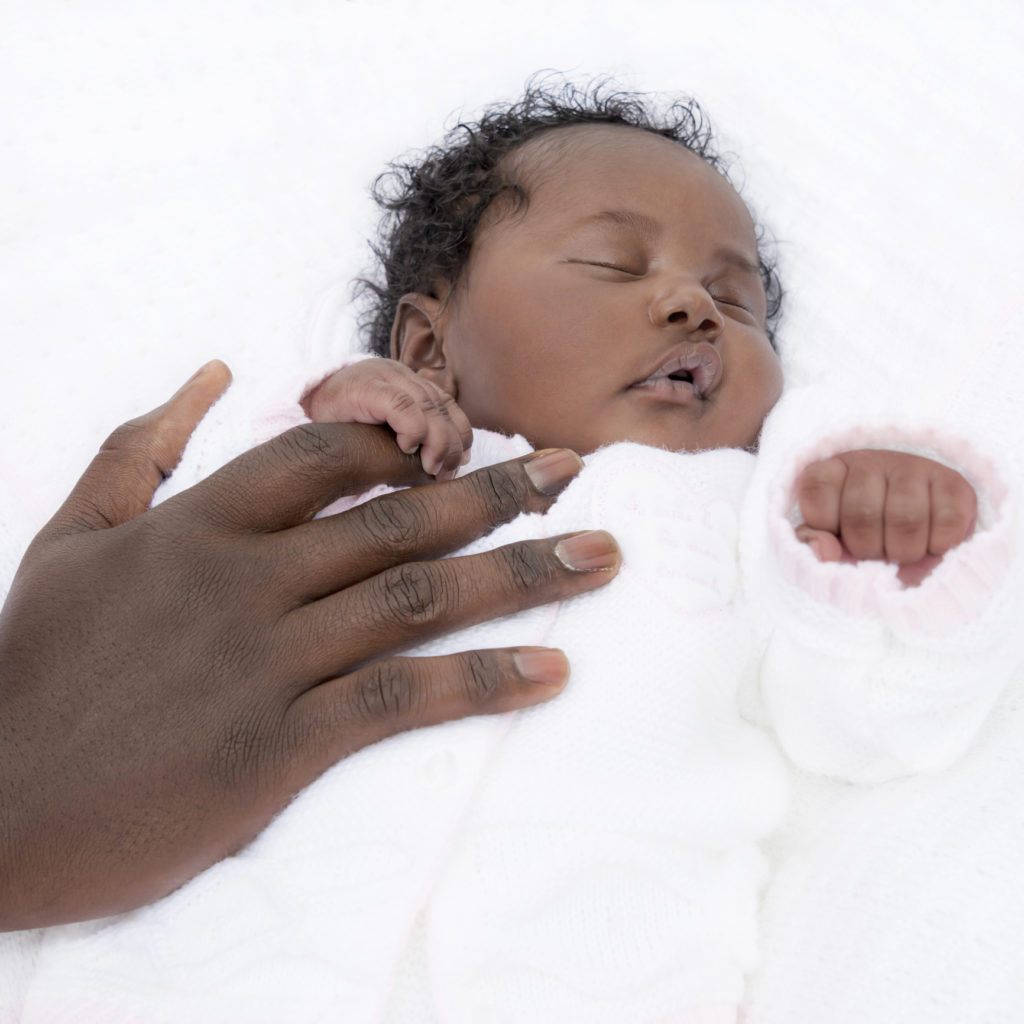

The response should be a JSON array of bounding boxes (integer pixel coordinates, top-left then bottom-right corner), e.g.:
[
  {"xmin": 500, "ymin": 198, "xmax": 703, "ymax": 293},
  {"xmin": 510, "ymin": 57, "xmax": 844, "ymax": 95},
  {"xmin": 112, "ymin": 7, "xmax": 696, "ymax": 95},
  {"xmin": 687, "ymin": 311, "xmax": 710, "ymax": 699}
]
[
  {"xmin": 503, "ymin": 124, "xmax": 756, "ymax": 242},
  {"xmin": 511, "ymin": 123, "xmax": 719, "ymax": 188}
]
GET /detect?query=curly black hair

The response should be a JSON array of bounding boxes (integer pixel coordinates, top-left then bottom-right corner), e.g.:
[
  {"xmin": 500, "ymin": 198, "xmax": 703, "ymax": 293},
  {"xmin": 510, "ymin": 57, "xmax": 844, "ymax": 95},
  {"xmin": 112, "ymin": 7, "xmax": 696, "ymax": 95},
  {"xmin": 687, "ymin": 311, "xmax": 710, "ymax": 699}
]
[{"xmin": 356, "ymin": 75, "xmax": 783, "ymax": 354}]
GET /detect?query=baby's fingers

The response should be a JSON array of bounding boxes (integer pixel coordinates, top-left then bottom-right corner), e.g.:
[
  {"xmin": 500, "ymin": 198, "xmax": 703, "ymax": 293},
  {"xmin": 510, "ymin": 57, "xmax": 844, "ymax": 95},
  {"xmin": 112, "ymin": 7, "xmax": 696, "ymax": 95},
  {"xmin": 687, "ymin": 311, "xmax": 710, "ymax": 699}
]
[
  {"xmin": 794, "ymin": 524, "xmax": 846, "ymax": 563},
  {"xmin": 358, "ymin": 377, "xmax": 465, "ymax": 478},
  {"xmin": 927, "ymin": 469, "xmax": 977, "ymax": 556},
  {"xmin": 797, "ymin": 450, "xmax": 978, "ymax": 566},
  {"xmin": 408, "ymin": 384, "xmax": 473, "ymax": 480},
  {"xmin": 795, "ymin": 456, "xmax": 847, "ymax": 536},
  {"xmin": 881, "ymin": 471, "xmax": 931, "ymax": 564}
]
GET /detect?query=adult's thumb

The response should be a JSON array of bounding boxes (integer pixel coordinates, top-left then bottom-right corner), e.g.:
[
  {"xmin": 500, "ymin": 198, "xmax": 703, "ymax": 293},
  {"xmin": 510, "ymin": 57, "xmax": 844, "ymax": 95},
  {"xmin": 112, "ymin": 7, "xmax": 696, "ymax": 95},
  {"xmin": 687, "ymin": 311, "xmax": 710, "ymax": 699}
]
[{"xmin": 45, "ymin": 360, "xmax": 232, "ymax": 537}]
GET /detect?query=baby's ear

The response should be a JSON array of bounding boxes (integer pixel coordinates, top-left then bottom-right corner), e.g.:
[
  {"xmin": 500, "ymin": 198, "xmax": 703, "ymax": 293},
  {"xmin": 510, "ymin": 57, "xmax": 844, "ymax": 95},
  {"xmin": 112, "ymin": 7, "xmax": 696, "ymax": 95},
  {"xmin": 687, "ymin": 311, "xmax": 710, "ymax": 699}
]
[{"xmin": 390, "ymin": 293, "xmax": 457, "ymax": 397}]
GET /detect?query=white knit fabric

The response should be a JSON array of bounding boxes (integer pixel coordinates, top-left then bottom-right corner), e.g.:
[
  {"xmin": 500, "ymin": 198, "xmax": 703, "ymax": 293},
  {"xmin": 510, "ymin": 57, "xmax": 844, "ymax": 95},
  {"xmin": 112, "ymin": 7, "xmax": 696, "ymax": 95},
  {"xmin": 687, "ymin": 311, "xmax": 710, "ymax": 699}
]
[
  {"xmin": 3, "ymin": 373, "xmax": 1020, "ymax": 1023},
  {"xmin": 744, "ymin": 387, "xmax": 1024, "ymax": 785},
  {"xmin": 740, "ymin": 389, "xmax": 1024, "ymax": 1024}
]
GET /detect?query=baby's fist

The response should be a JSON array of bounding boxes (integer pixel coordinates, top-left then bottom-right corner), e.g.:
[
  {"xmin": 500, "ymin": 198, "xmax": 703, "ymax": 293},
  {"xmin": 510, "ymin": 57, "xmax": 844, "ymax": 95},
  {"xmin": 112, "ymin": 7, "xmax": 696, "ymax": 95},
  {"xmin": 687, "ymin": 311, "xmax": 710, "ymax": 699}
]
[
  {"xmin": 302, "ymin": 358, "xmax": 472, "ymax": 478},
  {"xmin": 794, "ymin": 449, "xmax": 977, "ymax": 577}
]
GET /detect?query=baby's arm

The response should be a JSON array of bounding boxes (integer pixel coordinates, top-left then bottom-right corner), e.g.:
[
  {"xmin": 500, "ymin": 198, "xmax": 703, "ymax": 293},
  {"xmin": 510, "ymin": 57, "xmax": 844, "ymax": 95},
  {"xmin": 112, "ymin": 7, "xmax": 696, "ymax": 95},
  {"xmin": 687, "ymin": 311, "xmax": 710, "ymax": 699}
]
[
  {"xmin": 793, "ymin": 449, "xmax": 977, "ymax": 585},
  {"xmin": 302, "ymin": 358, "xmax": 472, "ymax": 479},
  {"xmin": 743, "ymin": 390, "xmax": 1023, "ymax": 783}
]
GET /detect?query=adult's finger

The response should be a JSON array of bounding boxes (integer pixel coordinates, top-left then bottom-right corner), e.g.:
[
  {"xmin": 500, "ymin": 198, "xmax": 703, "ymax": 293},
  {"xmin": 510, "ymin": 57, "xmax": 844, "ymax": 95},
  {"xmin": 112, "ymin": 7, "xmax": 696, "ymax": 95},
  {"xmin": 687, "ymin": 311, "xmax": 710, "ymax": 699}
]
[
  {"xmin": 43, "ymin": 360, "xmax": 232, "ymax": 539},
  {"xmin": 283, "ymin": 530, "xmax": 621, "ymax": 682},
  {"xmin": 270, "ymin": 448, "xmax": 586, "ymax": 601},
  {"xmin": 178, "ymin": 422, "xmax": 440, "ymax": 533},
  {"xmin": 289, "ymin": 647, "xmax": 570, "ymax": 776}
]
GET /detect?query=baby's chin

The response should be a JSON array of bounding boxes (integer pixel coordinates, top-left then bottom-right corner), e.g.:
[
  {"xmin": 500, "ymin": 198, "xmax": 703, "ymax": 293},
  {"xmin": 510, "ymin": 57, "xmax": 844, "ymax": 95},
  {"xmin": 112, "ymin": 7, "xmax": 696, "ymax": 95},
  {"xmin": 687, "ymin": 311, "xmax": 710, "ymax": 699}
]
[
  {"xmin": 575, "ymin": 424, "xmax": 766, "ymax": 457},
  {"xmin": 524, "ymin": 432, "xmax": 761, "ymax": 459}
]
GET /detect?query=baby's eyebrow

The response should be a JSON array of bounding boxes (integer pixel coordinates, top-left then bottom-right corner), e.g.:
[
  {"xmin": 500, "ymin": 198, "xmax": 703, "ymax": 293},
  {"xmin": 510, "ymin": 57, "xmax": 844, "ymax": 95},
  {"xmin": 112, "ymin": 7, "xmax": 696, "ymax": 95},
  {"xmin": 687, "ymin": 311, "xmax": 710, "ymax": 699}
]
[
  {"xmin": 575, "ymin": 208, "xmax": 660, "ymax": 237},
  {"xmin": 713, "ymin": 247, "xmax": 761, "ymax": 277}
]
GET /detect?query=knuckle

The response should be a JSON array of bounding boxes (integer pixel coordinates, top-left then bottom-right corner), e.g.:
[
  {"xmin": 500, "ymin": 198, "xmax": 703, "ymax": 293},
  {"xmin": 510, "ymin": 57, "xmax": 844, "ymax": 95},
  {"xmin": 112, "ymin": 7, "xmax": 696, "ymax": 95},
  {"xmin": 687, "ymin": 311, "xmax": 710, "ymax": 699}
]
[
  {"xmin": 261, "ymin": 424, "xmax": 345, "ymax": 488},
  {"xmin": 101, "ymin": 418, "xmax": 161, "ymax": 465},
  {"xmin": 933, "ymin": 503, "xmax": 968, "ymax": 534},
  {"xmin": 354, "ymin": 660, "xmax": 417, "ymax": 722},
  {"xmin": 432, "ymin": 393, "xmax": 457, "ymax": 419},
  {"xmin": 261, "ymin": 422, "xmax": 370, "ymax": 494},
  {"xmin": 280, "ymin": 423, "xmax": 334, "ymax": 464},
  {"xmin": 380, "ymin": 562, "xmax": 450, "ymax": 624},
  {"xmin": 799, "ymin": 459, "xmax": 844, "ymax": 491},
  {"xmin": 470, "ymin": 465, "xmax": 526, "ymax": 526},
  {"xmin": 885, "ymin": 505, "xmax": 926, "ymax": 536},
  {"xmin": 387, "ymin": 388, "xmax": 419, "ymax": 415},
  {"xmin": 843, "ymin": 506, "xmax": 880, "ymax": 535},
  {"xmin": 462, "ymin": 649, "xmax": 501, "ymax": 704},
  {"xmin": 500, "ymin": 540, "xmax": 556, "ymax": 592},
  {"xmin": 357, "ymin": 492, "xmax": 432, "ymax": 550}
]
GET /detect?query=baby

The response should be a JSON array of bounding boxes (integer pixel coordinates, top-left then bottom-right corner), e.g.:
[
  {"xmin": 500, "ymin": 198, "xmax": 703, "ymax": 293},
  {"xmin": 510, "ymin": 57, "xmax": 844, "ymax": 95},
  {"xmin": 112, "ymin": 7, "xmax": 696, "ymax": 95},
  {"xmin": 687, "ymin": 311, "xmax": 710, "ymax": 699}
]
[
  {"xmin": 25, "ymin": 80, "xmax": 1018, "ymax": 1024},
  {"xmin": 284, "ymin": 81, "xmax": 988, "ymax": 1021}
]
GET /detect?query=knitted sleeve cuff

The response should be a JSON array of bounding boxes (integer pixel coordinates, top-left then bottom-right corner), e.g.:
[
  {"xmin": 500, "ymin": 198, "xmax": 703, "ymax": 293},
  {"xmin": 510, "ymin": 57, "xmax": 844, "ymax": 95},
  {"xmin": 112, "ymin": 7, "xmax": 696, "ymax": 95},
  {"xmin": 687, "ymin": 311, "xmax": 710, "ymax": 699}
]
[{"xmin": 742, "ymin": 387, "xmax": 1024, "ymax": 781}]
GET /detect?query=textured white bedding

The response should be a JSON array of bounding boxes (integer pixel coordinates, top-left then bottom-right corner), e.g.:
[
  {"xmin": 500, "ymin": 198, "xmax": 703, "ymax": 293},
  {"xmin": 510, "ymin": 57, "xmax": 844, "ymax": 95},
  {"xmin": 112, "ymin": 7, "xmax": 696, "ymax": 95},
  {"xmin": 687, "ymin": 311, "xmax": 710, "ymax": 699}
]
[{"xmin": 2, "ymin": 1, "xmax": 1023, "ymax": 1020}]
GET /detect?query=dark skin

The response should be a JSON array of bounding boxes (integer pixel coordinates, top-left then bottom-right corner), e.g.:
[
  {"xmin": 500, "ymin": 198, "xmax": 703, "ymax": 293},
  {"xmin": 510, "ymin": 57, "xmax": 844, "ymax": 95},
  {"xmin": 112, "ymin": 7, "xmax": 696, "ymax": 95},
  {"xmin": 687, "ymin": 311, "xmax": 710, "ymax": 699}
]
[{"xmin": 0, "ymin": 360, "xmax": 620, "ymax": 930}]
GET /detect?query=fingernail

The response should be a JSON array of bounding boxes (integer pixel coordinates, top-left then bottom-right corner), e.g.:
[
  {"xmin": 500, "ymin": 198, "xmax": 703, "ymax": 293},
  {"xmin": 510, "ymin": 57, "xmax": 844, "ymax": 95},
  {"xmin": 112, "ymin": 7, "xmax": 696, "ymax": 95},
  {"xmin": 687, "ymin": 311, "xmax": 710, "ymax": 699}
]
[
  {"xmin": 523, "ymin": 448, "xmax": 584, "ymax": 495},
  {"xmin": 513, "ymin": 647, "xmax": 569, "ymax": 686},
  {"xmin": 554, "ymin": 530, "xmax": 621, "ymax": 572},
  {"xmin": 807, "ymin": 538, "xmax": 823, "ymax": 560}
]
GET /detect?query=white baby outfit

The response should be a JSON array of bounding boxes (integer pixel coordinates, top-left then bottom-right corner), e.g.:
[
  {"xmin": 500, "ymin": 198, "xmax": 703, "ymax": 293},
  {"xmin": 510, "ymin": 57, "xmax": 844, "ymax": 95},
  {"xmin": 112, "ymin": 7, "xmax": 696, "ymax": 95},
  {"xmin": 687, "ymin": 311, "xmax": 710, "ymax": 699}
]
[{"xmin": 1, "ymin": 368, "xmax": 1021, "ymax": 1024}]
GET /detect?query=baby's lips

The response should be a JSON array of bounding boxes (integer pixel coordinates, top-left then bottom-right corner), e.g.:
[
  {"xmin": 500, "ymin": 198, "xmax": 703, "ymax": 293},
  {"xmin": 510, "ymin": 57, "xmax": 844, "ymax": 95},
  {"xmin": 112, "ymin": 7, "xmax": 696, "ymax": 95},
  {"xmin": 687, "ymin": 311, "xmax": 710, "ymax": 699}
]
[{"xmin": 632, "ymin": 341, "xmax": 722, "ymax": 397}]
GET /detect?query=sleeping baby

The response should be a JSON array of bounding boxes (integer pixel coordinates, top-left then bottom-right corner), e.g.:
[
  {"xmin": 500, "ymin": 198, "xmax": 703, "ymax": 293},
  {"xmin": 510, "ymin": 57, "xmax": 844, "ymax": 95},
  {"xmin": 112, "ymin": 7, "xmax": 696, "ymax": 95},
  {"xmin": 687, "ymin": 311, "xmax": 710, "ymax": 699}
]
[{"xmin": 21, "ymin": 78, "xmax": 1021, "ymax": 1024}]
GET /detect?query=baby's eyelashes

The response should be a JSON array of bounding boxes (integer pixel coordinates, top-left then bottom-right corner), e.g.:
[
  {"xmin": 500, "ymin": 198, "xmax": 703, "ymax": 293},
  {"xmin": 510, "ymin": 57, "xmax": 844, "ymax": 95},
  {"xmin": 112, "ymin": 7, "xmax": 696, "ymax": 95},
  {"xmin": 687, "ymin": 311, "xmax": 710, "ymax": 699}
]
[
  {"xmin": 565, "ymin": 258, "xmax": 644, "ymax": 277},
  {"xmin": 712, "ymin": 296, "xmax": 750, "ymax": 311},
  {"xmin": 713, "ymin": 297, "xmax": 759, "ymax": 322}
]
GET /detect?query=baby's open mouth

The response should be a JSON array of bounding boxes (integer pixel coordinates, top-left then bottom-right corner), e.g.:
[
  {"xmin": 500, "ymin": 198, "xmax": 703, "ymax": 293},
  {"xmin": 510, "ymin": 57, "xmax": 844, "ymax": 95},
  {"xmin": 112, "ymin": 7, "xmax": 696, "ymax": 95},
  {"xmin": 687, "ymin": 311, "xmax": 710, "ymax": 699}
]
[
  {"xmin": 631, "ymin": 343, "xmax": 722, "ymax": 400},
  {"xmin": 667, "ymin": 368, "xmax": 695, "ymax": 385}
]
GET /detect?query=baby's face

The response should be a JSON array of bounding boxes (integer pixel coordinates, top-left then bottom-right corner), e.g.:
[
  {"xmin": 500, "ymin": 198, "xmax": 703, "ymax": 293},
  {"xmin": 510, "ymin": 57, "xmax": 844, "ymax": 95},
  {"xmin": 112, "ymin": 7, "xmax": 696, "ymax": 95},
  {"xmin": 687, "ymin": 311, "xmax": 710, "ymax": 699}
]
[{"xmin": 432, "ymin": 124, "xmax": 782, "ymax": 455}]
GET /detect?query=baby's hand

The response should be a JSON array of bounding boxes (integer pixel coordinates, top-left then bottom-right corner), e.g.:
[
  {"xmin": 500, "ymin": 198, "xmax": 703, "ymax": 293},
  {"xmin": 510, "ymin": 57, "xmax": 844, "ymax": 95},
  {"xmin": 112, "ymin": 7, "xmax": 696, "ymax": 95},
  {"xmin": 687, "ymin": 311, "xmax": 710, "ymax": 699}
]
[
  {"xmin": 794, "ymin": 449, "xmax": 977, "ymax": 584},
  {"xmin": 302, "ymin": 359, "xmax": 472, "ymax": 479}
]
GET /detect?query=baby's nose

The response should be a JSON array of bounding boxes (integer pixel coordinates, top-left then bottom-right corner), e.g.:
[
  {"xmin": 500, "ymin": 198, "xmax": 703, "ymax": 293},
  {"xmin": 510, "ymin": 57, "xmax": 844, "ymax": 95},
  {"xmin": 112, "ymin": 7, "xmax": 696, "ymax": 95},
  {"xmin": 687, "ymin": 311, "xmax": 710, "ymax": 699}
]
[{"xmin": 650, "ymin": 280, "xmax": 723, "ymax": 336}]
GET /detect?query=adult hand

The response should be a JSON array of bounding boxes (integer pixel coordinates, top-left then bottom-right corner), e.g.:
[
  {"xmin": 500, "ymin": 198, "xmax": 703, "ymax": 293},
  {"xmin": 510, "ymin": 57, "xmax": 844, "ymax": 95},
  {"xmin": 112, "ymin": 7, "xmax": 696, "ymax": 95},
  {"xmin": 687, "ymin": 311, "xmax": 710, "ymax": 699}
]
[{"xmin": 0, "ymin": 362, "xmax": 620, "ymax": 930}]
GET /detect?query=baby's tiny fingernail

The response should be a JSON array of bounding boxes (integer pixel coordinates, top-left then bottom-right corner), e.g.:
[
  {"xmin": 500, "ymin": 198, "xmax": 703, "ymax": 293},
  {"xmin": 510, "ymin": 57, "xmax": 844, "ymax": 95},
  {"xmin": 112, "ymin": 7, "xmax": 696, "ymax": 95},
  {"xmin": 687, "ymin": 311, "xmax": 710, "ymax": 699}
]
[
  {"xmin": 807, "ymin": 538, "xmax": 823, "ymax": 560},
  {"xmin": 554, "ymin": 530, "xmax": 620, "ymax": 572},
  {"xmin": 460, "ymin": 450, "xmax": 471, "ymax": 466},
  {"xmin": 523, "ymin": 448, "xmax": 584, "ymax": 495},
  {"xmin": 513, "ymin": 647, "xmax": 569, "ymax": 687}
]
